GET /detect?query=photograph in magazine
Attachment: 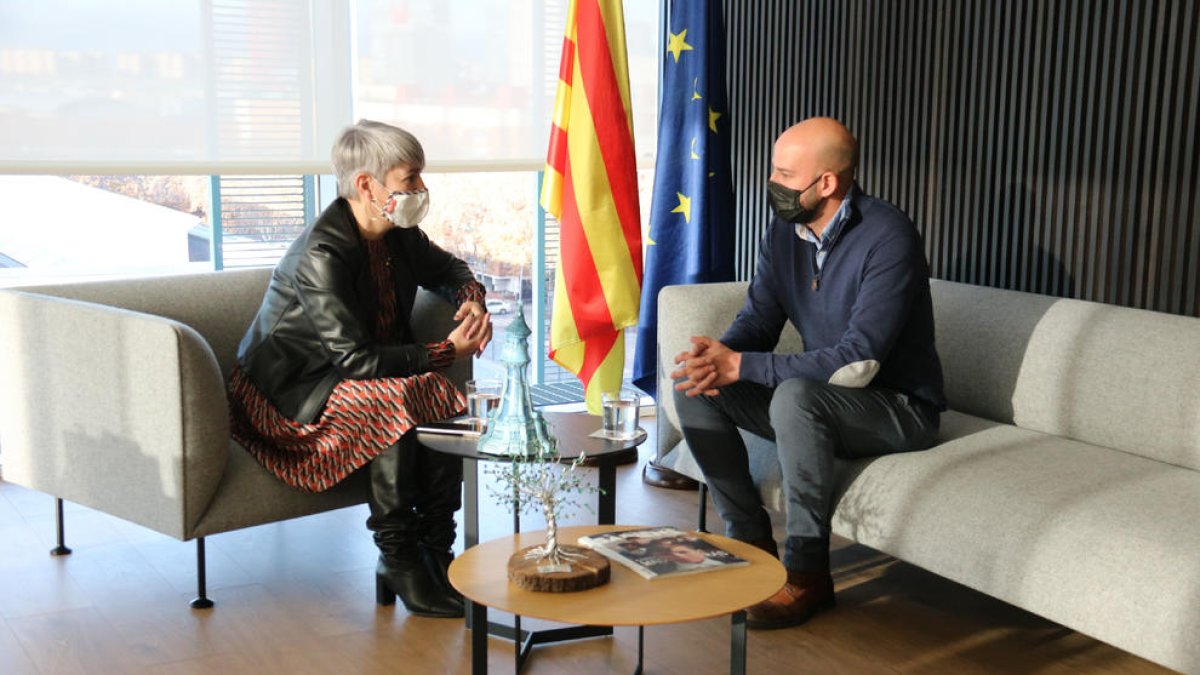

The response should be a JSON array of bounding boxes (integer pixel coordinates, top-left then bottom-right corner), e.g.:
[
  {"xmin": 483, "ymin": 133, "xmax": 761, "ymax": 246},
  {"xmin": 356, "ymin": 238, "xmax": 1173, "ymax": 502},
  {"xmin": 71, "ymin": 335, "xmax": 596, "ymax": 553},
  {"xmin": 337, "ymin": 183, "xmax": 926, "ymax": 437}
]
[{"xmin": 579, "ymin": 527, "xmax": 748, "ymax": 580}]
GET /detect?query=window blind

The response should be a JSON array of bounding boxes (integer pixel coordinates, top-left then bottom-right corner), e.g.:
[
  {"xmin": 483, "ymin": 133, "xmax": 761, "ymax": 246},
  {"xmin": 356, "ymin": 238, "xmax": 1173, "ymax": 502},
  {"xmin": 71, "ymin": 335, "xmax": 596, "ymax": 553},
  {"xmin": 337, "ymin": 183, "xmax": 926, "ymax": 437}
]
[
  {"xmin": 0, "ymin": 0, "xmax": 351, "ymax": 175},
  {"xmin": 0, "ymin": 0, "xmax": 658, "ymax": 176},
  {"xmin": 353, "ymin": 0, "xmax": 658, "ymax": 170}
]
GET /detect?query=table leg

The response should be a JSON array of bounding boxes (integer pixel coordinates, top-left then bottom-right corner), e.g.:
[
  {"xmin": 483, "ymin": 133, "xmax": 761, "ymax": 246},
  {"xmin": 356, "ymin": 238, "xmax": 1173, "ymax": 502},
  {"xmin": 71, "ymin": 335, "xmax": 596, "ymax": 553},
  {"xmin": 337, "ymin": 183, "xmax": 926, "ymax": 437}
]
[
  {"xmin": 730, "ymin": 610, "xmax": 747, "ymax": 675},
  {"xmin": 635, "ymin": 625, "xmax": 644, "ymax": 675},
  {"xmin": 598, "ymin": 460, "xmax": 616, "ymax": 524},
  {"xmin": 513, "ymin": 485, "xmax": 520, "ymax": 532},
  {"xmin": 514, "ymin": 615, "xmax": 521, "ymax": 672},
  {"xmin": 472, "ymin": 601, "xmax": 489, "ymax": 675},
  {"xmin": 464, "ymin": 457, "xmax": 479, "ymax": 632},
  {"xmin": 464, "ymin": 457, "xmax": 480, "ymax": 548}
]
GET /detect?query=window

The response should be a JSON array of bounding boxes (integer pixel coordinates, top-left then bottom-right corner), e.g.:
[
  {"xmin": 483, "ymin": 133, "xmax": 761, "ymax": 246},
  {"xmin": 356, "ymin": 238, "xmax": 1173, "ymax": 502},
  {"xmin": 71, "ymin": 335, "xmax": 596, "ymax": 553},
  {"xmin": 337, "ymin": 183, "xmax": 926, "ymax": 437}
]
[
  {"xmin": 0, "ymin": 0, "xmax": 661, "ymax": 388},
  {"xmin": 0, "ymin": 175, "xmax": 213, "ymax": 284}
]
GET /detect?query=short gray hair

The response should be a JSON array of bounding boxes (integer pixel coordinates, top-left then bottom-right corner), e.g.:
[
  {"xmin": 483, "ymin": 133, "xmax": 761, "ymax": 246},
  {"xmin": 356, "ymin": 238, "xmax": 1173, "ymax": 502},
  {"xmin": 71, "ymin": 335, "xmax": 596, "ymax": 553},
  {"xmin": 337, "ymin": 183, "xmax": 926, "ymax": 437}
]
[{"xmin": 331, "ymin": 119, "xmax": 426, "ymax": 198}]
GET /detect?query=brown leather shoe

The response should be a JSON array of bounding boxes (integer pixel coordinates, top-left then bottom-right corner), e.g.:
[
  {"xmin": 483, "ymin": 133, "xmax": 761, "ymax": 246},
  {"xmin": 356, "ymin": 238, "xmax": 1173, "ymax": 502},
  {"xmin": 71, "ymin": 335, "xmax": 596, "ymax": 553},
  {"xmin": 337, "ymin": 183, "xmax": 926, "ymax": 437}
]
[
  {"xmin": 746, "ymin": 571, "xmax": 835, "ymax": 629},
  {"xmin": 641, "ymin": 461, "xmax": 700, "ymax": 490}
]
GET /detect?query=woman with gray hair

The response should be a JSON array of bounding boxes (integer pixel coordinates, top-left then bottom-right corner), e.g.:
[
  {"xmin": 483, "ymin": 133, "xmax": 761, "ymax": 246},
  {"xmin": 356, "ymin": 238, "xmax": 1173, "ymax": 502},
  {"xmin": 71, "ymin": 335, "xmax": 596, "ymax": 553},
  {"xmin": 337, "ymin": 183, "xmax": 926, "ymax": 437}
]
[{"xmin": 227, "ymin": 119, "xmax": 492, "ymax": 618}]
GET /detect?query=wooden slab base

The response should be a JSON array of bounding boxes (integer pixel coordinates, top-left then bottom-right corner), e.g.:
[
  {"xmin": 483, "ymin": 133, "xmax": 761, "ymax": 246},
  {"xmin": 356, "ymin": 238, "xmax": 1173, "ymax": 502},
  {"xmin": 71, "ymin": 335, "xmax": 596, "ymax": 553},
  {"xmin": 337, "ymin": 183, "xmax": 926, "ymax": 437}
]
[{"xmin": 507, "ymin": 544, "xmax": 610, "ymax": 592}]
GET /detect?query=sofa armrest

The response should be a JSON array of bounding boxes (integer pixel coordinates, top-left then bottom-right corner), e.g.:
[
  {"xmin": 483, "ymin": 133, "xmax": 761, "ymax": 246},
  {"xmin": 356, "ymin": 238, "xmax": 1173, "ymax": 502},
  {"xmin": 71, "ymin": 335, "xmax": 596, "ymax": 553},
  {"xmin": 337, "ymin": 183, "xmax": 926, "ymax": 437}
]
[
  {"xmin": 655, "ymin": 282, "xmax": 752, "ymax": 454},
  {"xmin": 655, "ymin": 282, "xmax": 804, "ymax": 457},
  {"xmin": 0, "ymin": 290, "xmax": 229, "ymax": 540}
]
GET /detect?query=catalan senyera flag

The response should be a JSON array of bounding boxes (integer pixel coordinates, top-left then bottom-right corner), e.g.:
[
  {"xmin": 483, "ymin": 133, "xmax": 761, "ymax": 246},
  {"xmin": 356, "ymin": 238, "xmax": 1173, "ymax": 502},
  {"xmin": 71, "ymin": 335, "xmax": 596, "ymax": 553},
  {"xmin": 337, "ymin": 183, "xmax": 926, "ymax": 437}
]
[{"xmin": 540, "ymin": 0, "xmax": 642, "ymax": 415}]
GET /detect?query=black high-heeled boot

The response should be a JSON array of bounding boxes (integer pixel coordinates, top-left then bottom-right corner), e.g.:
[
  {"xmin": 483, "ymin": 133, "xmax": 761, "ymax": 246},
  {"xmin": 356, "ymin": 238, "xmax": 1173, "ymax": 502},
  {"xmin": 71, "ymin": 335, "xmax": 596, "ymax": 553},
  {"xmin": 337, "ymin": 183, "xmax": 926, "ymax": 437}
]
[
  {"xmin": 417, "ymin": 545, "xmax": 461, "ymax": 603},
  {"xmin": 415, "ymin": 441, "xmax": 465, "ymax": 602},
  {"xmin": 373, "ymin": 550, "xmax": 462, "ymax": 617},
  {"xmin": 368, "ymin": 438, "xmax": 463, "ymax": 618}
]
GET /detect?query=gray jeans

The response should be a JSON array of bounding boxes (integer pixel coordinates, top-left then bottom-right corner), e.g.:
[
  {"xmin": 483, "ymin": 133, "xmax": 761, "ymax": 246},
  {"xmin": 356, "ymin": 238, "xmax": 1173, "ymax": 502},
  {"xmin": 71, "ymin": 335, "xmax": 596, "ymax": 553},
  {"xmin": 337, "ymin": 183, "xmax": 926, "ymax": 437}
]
[{"xmin": 673, "ymin": 377, "xmax": 939, "ymax": 573}]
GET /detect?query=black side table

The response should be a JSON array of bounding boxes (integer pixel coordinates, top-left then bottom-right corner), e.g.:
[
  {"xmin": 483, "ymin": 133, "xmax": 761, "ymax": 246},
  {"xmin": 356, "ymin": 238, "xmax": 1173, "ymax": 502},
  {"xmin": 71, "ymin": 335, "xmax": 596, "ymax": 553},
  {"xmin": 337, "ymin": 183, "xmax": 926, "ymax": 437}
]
[{"xmin": 418, "ymin": 410, "xmax": 644, "ymax": 544}]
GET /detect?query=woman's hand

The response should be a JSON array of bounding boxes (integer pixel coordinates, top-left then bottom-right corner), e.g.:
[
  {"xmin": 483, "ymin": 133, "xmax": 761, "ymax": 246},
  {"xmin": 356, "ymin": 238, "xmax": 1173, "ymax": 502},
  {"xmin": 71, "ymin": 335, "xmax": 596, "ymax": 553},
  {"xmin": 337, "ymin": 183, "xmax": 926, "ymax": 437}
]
[{"xmin": 450, "ymin": 301, "xmax": 493, "ymax": 357}]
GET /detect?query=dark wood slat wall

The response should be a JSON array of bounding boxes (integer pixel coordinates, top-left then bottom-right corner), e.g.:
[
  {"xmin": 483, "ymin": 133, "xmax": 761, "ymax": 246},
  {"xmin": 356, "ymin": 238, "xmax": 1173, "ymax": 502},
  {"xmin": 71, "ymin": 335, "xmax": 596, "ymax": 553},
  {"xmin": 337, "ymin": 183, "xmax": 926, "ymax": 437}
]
[{"xmin": 721, "ymin": 0, "xmax": 1200, "ymax": 317}]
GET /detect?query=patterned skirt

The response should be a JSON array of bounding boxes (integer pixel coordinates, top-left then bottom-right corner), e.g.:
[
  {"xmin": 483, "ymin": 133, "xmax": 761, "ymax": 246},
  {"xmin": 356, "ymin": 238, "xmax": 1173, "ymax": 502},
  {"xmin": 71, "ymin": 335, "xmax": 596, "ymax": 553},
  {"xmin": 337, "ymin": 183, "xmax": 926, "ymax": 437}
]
[{"xmin": 228, "ymin": 367, "xmax": 466, "ymax": 493}]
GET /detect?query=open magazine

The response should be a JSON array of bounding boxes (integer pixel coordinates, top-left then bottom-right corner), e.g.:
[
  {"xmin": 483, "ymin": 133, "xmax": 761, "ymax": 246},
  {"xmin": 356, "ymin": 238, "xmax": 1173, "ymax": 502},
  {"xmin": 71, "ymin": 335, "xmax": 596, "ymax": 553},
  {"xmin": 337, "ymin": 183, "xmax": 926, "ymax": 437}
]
[{"xmin": 576, "ymin": 526, "xmax": 748, "ymax": 580}]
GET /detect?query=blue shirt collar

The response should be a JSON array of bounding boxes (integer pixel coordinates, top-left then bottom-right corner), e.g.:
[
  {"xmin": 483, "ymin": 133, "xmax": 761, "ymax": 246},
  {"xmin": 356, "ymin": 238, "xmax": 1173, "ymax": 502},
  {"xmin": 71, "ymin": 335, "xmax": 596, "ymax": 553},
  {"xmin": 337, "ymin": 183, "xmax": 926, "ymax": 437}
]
[{"xmin": 795, "ymin": 186, "xmax": 856, "ymax": 246}]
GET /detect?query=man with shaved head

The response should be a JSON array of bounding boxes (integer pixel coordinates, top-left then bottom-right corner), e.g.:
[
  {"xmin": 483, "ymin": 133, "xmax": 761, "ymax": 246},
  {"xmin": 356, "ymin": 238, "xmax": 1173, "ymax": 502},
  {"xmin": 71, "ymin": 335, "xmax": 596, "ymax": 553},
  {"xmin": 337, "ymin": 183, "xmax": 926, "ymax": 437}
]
[{"xmin": 671, "ymin": 117, "xmax": 945, "ymax": 629}]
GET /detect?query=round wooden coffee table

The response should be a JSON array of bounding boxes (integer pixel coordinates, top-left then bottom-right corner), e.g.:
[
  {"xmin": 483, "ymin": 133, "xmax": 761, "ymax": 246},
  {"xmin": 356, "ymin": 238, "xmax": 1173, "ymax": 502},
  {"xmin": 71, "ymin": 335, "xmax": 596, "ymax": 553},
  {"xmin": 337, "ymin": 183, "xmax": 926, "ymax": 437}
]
[{"xmin": 449, "ymin": 524, "xmax": 786, "ymax": 674}]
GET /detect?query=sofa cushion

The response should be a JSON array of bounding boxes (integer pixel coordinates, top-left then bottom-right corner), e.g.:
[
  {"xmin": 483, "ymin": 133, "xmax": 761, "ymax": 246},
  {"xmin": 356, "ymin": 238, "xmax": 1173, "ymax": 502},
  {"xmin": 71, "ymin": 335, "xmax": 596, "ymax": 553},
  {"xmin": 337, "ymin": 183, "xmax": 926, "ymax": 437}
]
[
  {"xmin": 663, "ymin": 410, "xmax": 1003, "ymax": 514},
  {"xmin": 191, "ymin": 441, "xmax": 367, "ymax": 538},
  {"xmin": 933, "ymin": 280, "xmax": 1200, "ymax": 471},
  {"xmin": 832, "ymin": 410, "xmax": 1200, "ymax": 672}
]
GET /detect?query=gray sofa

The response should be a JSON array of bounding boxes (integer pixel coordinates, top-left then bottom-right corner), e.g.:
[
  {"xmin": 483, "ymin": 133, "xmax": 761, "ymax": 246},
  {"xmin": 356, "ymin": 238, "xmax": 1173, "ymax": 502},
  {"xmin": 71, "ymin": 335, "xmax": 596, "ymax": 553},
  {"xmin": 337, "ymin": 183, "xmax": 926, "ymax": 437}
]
[
  {"xmin": 0, "ymin": 268, "xmax": 469, "ymax": 606},
  {"xmin": 655, "ymin": 280, "xmax": 1200, "ymax": 673}
]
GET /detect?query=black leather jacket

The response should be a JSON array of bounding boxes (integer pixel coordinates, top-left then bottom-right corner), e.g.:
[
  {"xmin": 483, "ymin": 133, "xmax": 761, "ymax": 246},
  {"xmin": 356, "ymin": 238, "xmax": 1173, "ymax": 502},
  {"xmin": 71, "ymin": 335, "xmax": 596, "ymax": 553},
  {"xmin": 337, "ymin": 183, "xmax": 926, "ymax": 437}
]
[{"xmin": 235, "ymin": 198, "xmax": 475, "ymax": 424}]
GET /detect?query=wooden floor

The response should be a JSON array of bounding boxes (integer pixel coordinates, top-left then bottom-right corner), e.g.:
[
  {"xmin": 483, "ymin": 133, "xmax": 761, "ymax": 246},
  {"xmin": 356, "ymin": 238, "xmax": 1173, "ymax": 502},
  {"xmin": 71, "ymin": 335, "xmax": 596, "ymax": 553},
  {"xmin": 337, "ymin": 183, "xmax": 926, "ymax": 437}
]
[{"xmin": 0, "ymin": 435, "xmax": 1172, "ymax": 675}]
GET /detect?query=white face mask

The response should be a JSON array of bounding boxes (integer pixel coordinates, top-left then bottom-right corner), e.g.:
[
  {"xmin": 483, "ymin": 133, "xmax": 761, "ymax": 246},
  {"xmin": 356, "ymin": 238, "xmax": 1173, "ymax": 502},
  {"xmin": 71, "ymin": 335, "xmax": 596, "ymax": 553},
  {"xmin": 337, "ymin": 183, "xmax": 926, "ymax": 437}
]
[{"xmin": 373, "ymin": 179, "xmax": 430, "ymax": 229}]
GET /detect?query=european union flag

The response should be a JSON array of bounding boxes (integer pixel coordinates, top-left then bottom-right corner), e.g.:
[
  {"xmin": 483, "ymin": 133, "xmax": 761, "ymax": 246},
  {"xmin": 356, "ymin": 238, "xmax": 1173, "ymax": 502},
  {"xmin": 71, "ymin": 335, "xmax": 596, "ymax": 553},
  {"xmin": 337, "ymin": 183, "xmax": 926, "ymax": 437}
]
[{"xmin": 632, "ymin": 0, "xmax": 735, "ymax": 398}]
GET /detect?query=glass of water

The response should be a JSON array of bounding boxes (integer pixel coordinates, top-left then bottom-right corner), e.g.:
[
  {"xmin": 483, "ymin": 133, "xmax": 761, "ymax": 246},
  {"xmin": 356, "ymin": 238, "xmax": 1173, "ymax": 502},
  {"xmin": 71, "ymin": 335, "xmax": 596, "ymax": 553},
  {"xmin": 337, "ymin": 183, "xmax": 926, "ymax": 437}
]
[
  {"xmin": 601, "ymin": 388, "xmax": 640, "ymax": 439},
  {"xmin": 466, "ymin": 379, "xmax": 501, "ymax": 430}
]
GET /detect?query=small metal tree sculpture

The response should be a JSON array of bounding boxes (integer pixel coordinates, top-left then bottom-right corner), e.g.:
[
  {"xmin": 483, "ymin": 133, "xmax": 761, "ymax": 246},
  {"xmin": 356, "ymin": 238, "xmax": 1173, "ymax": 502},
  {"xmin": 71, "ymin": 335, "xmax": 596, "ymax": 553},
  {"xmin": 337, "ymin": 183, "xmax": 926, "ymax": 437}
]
[
  {"xmin": 487, "ymin": 440, "xmax": 610, "ymax": 592},
  {"xmin": 488, "ymin": 437, "xmax": 597, "ymax": 565}
]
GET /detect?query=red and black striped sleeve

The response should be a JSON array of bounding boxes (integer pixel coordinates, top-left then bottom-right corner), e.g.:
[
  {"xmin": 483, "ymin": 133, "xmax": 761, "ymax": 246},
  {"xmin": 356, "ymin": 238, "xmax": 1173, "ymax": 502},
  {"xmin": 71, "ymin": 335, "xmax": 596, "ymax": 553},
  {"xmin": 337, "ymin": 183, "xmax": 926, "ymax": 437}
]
[
  {"xmin": 423, "ymin": 339, "xmax": 455, "ymax": 370},
  {"xmin": 456, "ymin": 280, "xmax": 486, "ymax": 307}
]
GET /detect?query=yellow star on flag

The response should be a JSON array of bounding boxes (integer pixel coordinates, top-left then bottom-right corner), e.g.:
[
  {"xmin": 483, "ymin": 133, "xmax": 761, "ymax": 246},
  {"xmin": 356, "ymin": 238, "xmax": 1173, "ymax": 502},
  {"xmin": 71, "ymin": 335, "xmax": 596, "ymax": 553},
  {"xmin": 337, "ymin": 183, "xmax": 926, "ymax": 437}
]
[
  {"xmin": 691, "ymin": 77, "xmax": 702, "ymax": 101},
  {"xmin": 690, "ymin": 137, "xmax": 700, "ymax": 160},
  {"xmin": 666, "ymin": 29, "xmax": 693, "ymax": 63},
  {"xmin": 671, "ymin": 192, "xmax": 692, "ymax": 223},
  {"xmin": 708, "ymin": 106, "xmax": 722, "ymax": 133}
]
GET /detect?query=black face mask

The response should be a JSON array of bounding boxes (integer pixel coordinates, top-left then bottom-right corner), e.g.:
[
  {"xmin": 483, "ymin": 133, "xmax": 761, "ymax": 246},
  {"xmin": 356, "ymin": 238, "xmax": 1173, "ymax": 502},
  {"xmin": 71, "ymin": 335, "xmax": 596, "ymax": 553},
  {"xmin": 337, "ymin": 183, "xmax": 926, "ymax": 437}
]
[{"xmin": 767, "ymin": 176, "xmax": 822, "ymax": 224}]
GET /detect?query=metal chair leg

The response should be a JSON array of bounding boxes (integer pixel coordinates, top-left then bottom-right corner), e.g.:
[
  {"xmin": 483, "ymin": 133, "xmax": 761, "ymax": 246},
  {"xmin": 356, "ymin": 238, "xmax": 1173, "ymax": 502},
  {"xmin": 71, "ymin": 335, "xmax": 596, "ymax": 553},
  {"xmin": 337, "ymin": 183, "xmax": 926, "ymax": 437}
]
[
  {"xmin": 697, "ymin": 483, "xmax": 709, "ymax": 533},
  {"xmin": 50, "ymin": 498, "xmax": 72, "ymax": 556},
  {"xmin": 189, "ymin": 537, "xmax": 215, "ymax": 609}
]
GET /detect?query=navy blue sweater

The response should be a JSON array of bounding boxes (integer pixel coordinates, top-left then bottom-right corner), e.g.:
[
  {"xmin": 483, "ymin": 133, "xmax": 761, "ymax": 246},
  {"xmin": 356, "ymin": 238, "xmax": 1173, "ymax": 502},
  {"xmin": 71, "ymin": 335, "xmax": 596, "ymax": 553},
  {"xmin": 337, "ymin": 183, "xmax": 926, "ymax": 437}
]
[{"xmin": 724, "ymin": 188, "xmax": 945, "ymax": 410}]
